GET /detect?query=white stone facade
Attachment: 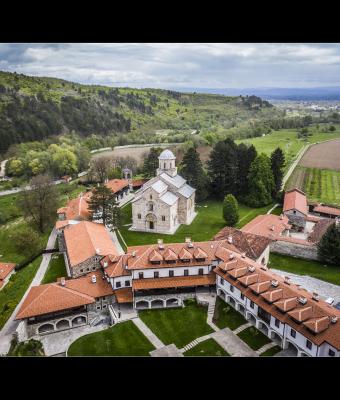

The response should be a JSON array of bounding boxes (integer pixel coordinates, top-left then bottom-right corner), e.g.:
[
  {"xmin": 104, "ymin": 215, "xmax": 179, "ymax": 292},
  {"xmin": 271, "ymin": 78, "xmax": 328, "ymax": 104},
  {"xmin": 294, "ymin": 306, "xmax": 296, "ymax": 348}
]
[{"xmin": 130, "ymin": 149, "xmax": 196, "ymax": 234}]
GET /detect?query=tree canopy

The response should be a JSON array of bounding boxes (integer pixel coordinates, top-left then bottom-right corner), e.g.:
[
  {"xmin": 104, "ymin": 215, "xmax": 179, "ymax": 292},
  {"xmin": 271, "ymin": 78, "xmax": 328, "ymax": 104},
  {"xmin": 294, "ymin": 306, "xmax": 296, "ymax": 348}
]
[{"xmin": 318, "ymin": 222, "xmax": 340, "ymax": 265}]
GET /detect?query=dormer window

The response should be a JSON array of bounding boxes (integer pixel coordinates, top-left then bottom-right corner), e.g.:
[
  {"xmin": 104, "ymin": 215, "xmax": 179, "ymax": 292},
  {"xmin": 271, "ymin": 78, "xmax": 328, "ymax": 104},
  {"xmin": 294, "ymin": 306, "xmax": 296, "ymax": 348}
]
[
  {"xmin": 195, "ymin": 257, "xmax": 206, "ymax": 262},
  {"xmin": 150, "ymin": 260, "xmax": 161, "ymax": 265}
]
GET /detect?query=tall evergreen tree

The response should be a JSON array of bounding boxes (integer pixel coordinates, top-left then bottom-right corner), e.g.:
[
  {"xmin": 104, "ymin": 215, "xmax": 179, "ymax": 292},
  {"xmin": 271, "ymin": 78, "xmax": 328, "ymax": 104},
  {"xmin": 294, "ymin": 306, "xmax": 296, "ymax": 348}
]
[
  {"xmin": 318, "ymin": 222, "xmax": 340, "ymax": 265},
  {"xmin": 236, "ymin": 143, "xmax": 257, "ymax": 197},
  {"xmin": 87, "ymin": 184, "xmax": 117, "ymax": 225},
  {"xmin": 179, "ymin": 146, "xmax": 209, "ymax": 202},
  {"xmin": 245, "ymin": 154, "xmax": 275, "ymax": 207},
  {"xmin": 106, "ymin": 202, "xmax": 122, "ymax": 232},
  {"xmin": 142, "ymin": 147, "xmax": 163, "ymax": 178},
  {"xmin": 222, "ymin": 194, "xmax": 239, "ymax": 226},
  {"xmin": 270, "ymin": 147, "xmax": 285, "ymax": 198},
  {"xmin": 208, "ymin": 138, "xmax": 238, "ymax": 199}
]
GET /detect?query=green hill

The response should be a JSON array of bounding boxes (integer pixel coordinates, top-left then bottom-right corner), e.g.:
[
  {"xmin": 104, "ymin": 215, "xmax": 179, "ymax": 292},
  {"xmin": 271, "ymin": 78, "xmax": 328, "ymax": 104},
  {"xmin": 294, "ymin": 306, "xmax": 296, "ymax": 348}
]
[{"xmin": 0, "ymin": 70, "xmax": 280, "ymax": 153}]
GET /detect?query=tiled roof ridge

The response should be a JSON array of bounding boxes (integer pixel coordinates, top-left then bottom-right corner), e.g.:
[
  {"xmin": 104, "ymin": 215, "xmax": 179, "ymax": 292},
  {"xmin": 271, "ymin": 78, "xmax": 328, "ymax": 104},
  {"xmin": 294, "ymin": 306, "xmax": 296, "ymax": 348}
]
[
  {"xmin": 17, "ymin": 284, "xmax": 51, "ymax": 318},
  {"xmin": 50, "ymin": 282, "xmax": 96, "ymax": 302}
]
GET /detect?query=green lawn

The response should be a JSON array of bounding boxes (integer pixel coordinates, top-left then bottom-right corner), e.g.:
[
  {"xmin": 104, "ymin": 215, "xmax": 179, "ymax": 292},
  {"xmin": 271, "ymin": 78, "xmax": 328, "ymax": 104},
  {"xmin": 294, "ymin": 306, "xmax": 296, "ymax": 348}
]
[
  {"xmin": 67, "ymin": 320, "xmax": 155, "ymax": 356},
  {"xmin": 119, "ymin": 199, "xmax": 274, "ymax": 247},
  {"xmin": 139, "ymin": 299, "xmax": 213, "ymax": 348},
  {"xmin": 41, "ymin": 253, "xmax": 67, "ymax": 284},
  {"xmin": 260, "ymin": 345, "xmax": 281, "ymax": 357},
  {"xmin": 0, "ymin": 256, "xmax": 42, "ymax": 329},
  {"xmin": 269, "ymin": 253, "xmax": 340, "ymax": 285},
  {"xmin": 286, "ymin": 165, "xmax": 340, "ymax": 206},
  {"xmin": 237, "ymin": 326, "xmax": 272, "ymax": 350},
  {"xmin": 184, "ymin": 338, "xmax": 230, "ymax": 357},
  {"xmin": 213, "ymin": 296, "xmax": 247, "ymax": 330},
  {"xmin": 7, "ymin": 338, "xmax": 45, "ymax": 356}
]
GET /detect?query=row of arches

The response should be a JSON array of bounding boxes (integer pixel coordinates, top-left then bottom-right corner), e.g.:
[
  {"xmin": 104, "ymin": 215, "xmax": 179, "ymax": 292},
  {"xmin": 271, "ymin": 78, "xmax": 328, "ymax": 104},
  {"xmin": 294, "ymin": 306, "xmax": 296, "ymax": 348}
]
[
  {"xmin": 135, "ymin": 297, "xmax": 181, "ymax": 309},
  {"xmin": 37, "ymin": 315, "xmax": 87, "ymax": 335},
  {"xmin": 217, "ymin": 288, "xmax": 311, "ymax": 357}
]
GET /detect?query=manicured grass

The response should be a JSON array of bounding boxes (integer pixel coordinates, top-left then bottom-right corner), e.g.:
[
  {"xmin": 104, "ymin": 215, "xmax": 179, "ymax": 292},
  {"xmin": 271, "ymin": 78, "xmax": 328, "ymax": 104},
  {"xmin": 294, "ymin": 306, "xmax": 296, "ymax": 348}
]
[
  {"xmin": 237, "ymin": 326, "xmax": 272, "ymax": 350},
  {"xmin": 269, "ymin": 253, "xmax": 340, "ymax": 285},
  {"xmin": 286, "ymin": 165, "xmax": 340, "ymax": 206},
  {"xmin": 0, "ymin": 256, "xmax": 42, "ymax": 329},
  {"xmin": 139, "ymin": 299, "xmax": 213, "ymax": 348},
  {"xmin": 119, "ymin": 199, "xmax": 274, "ymax": 247},
  {"xmin": 270, "ymin": 206, "xmax": 283, "ymax": 216},
  {"xmin": 67, "ymin": 320, "xmax": 155, "ymax": 356},
  {"xmin": 213, "ymin": 296, "xmax": 247, "ymax": 330},
  {"xmin": 8, "ymin": 338, "xmax": 45, "ymax": 356},
  {"xmin": 184, "ymin": 338, "xmax": 230, "ymax": 357},
  {"xmin": 41, "ymin": 253, "xmax": 67, "ymax": 284},
  {"xmin": 260, "ymin": 345, "xmax": 281, "ymax": 357}
]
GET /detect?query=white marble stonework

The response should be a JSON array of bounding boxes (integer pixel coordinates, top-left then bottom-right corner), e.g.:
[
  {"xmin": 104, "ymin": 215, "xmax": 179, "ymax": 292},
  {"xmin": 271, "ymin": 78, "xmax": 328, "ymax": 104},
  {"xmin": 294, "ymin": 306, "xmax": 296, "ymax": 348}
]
[{"xmin": 130, "ymin": 149, "xmax": 196, "ymax": 234}]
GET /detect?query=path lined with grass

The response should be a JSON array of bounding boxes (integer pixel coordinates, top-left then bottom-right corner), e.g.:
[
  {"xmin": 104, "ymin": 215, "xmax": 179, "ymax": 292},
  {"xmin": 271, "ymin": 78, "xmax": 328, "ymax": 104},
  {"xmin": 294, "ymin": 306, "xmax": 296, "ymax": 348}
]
[
  {"xmin": 41, "ymin": 253, "xmax": 67, "ymax": 284},
  {"xmin": 184, "ymin": 338, "xmax": 229, "ymax": 357}
]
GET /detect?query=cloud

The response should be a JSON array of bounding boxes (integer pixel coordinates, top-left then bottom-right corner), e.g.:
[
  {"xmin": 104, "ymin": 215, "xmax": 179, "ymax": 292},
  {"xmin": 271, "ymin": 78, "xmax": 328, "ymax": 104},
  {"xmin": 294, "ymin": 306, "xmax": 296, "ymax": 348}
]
[{"xmin": 1, "ymin": 43, "xmax": 340, "ymax": 88}]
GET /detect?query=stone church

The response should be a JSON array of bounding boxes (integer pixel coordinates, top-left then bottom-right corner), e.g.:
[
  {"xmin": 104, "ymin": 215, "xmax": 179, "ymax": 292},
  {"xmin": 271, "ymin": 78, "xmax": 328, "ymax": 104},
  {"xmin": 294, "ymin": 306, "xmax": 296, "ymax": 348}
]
[{"xmin": 130, "ymin": 149, "xmax": 196, "ymax": 234}]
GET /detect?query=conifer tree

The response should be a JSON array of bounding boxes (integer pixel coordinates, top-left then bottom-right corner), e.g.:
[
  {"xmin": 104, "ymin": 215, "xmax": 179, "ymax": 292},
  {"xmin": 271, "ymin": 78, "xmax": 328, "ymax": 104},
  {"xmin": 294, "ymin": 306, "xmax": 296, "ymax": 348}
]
[
  {"xmin": 87, "ymin": 184, "xmax": 117, "ymax": 225},
  {"xmin": 245, "ymin": 154, "xmax": 275, "ymax": 207},
  {"xmin": 236, "ymin": 143, "xmax": 257, "ymax": 197},
  {"xmin": 222, "ymin": 194, "xmax": 239, "ymax": 226},
  {"xmin": 180, "ymin": 146, "xmax": 209, "ymax": 202},
  {"xmin": 208, "ymin": 138, "xmax": 238, "ymax": 198},
  {"xmin": 270, "ymin": 147, "xmax": 285, "ymax": 198},
  {"xmin": 142, "ymin": 147, "xmax": 163, "ymax": 177},
  {"xmin": 318, "ymin": 222, "xmax": 340, "ymax": 265}
]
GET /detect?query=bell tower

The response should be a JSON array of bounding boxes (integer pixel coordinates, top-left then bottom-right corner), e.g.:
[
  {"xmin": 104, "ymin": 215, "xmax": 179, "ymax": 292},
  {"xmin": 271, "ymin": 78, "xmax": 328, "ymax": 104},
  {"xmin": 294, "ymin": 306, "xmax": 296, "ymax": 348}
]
[{"xmin": 156, "ymin": 149, "xmax": 177, "ymax": 177}]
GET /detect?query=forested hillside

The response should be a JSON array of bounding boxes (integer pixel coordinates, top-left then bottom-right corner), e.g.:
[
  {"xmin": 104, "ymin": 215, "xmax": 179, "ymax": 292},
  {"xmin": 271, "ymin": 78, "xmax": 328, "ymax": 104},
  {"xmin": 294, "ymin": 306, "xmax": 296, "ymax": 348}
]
[{"xmin": 0, "ymin": 71, "xmax": 281, "ymax": 153}]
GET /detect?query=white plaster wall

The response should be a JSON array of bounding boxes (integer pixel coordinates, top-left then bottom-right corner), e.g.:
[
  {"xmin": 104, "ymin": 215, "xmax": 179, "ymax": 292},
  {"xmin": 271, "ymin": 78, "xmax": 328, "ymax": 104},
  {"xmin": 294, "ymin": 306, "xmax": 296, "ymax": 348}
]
[
  {"xmin": 132, "ymin": 264, "xmax": 211, "ymax": 279},
  {"xmin": 284, "ymin": 323, "xmax": 317, "ymax": 356}
]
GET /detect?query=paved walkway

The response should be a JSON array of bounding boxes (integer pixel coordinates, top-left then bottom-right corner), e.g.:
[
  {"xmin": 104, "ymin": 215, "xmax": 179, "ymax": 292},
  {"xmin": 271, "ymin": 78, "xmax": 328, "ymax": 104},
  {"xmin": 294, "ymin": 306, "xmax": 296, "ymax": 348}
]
[
  {"xmin": 211, "ymin": 328, "xmax": 258, "ymax": 357},
  {"xmin": 132, "ymin": 318, "xmax": 165, "ymax": 349},
  {"xmin": 0, "ymin": 228, "xmax": 57, "ymax": 355},
  {"xmin": 150, "ymin": 344, "xmax": 184, "ymax": 357},
  {"xmin": 281, "ymin": 144, "xmax": 310, "ymax": 189},
  {"xmin": 271, "ymin": 268, "xmax": 340, "ymax": 304},
  {"xmin": 256, "ymin": 341, "xmax": 277, "ymax": 355},
  {"xmin": 118, "ymin": 192, "xmax": 134, "ymax": 208},
  {"xmin": 233, "ymin": 322, "xmax": 251, "ymax": 335}
]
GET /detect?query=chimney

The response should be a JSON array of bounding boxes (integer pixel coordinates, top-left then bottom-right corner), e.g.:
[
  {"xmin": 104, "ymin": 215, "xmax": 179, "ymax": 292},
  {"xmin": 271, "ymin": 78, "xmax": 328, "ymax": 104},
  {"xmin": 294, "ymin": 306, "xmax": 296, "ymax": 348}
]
[
  {"xmin": 271, "ymin": 280, "xmax": 279, "ymax": 287},
  {"xmin": 132, "ymin": 251, "xmax": 136, "ymax": 257},
  {"xmin": 157, "ymin": 239, "xmax": 164, "ymax": 250},
  {"xmin": 185, "ymin": 237, "xmax": 193, "ymax": 248},
  {"xmin": 96, "ymin": 248, "xmax": 100, "ymax": 255},
  {"xmin": 284, "ymin": 276, "xmax": 290, "ymax": 285},
  {"xmin": 248, "ymin": 266, "xmax": 255, "ymax": 273},
  {"xmin": 298, "ymin": 296, "xmax": 307, "ymax": 305},
  {"xmin": 241, "ymin": 252, "xmax": 246, "ymax": 258},
  {"xmin": 280, "ymin": 214, "xmax": 284, "ymax": 220},
  {"xmin": 227, "ymin": 235, "xmax": 233, "ymax": 244},
  {"xmin": 91, "ymin": 274, "xmax": 97, "ymax": 284},
  {"xmin": 312, "ymin": 292, "xmax": 319, "ymax": 301},
  {"xmin": 330, "ymin": 316, "xmax": 338, "ymax": 324},
  {"xmin": 103, "ymin": 261, "xmax": 108, "ymax": 268},
  {"xmin": 271, "ymin": 225, "xmax": 275, "ymax": 231},
  {"xmin": 60, "ymin": 277, "xmax": 66, "ymax": 286}
]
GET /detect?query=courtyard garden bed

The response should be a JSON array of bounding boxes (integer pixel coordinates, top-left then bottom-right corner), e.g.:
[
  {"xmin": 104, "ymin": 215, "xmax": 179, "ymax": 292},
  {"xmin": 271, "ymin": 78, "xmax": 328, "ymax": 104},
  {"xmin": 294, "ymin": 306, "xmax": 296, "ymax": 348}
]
[
  {"xmin": 260, "ymin": 345, "xmax": 281, "ymax": 357},
  {"xmin": 68, "ymin": 320, "xmax": 155, "ymax": 356},
  {"xmin": 237, "ymin": 326, "xmax": 272, "ymax": 351},
  {"xmin": 139, "ymin": 299, "xmax": 213, "ymax": 348},
  {"xmin": 42, "ymin": 253, "xmax": 67, "ymax": 284},
  {"xmin": 184, "ymin": 338, "xmax": 230, "ymax": 357},
  {"xmin": 269, "ymin": 253, "xmax": 340, "ymax": 286},
  {"xmin": 212, "ymin": 296, "xmax": 247, "ymax": 330},
  {"xmin": 8, "ymin": 338, "xmax": 45, "ymax": 356}
]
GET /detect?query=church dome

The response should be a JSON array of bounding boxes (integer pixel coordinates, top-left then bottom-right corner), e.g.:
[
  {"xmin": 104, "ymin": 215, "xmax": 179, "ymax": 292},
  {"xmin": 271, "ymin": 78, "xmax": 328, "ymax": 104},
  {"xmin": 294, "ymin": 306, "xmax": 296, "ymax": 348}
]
[{"xmin": 159, "ymin": 149, "xmax": 175, "ymax": 160}]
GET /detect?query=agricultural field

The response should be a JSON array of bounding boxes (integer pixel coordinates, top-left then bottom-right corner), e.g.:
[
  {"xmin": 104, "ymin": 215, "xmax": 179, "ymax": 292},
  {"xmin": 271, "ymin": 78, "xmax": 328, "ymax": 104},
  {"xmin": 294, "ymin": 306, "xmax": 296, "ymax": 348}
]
[
  {"xmin": 299, "ymin": 139, "xmax": 340, "ymax": 171},
  {"xmin": 286, "ymin": 166, "xmax": 340, "ymax": 206}
]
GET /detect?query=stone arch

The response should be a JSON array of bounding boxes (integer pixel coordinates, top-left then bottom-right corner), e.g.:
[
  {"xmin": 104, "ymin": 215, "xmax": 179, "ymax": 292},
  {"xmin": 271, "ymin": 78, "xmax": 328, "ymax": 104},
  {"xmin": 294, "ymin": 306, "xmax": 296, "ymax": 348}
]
[
  {"xmin": 246, "ymin": 311, "xmax": 257, "ymax": 326},
  {"xmin": 300, "ymin": 352, "xmax": 310, "ymax": 357},
  {"xmin": 71, "ymin": 315, "xmax": 87, "ymax": 327},
  {"xmin": 258, "ymin": 320, "xmax": 269, "ymax": 336},
  {"xmin": 166, "ymin": 298, "xmax": 180, "ymax": 307},
  {"xmin": 135, "ymin": 300, "xmax": 149, "ymax": 309},
  {"xmin": 38, "ymin": 323, "xmax": 54, "ymax": 334},
  {"xmin": 228, "ymin": 296, "xmax": 236, "ymax": 309},
  {"xmin": 56, "ymin": 319, "xmax": 70, "ymax": 330},
  {"xmin": 270, "ymin": 331, "xmax": 283, "ymax": 345},
  {"xmin": 151, "ymin": 299, "xmax": 164, "ymax": 308},
  {"xmin": 217, "ymin": 289, "xmax": 226, "ymax": 300},
  {"xmin": 285, "ymin": 340, "xmax": 299, "ymax": 356}
]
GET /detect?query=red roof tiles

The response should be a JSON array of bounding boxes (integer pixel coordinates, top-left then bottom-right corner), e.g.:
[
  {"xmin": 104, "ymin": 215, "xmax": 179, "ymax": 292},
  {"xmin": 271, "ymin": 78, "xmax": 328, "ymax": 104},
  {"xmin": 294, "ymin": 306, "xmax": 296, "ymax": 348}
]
[
  {"xmin": 283, "ymin": 188, "xmax": 308, "ymax": 215},
  {"xmin": 314, "ymin": 205, "xmax": 340, "ymax": 217},
  {"xmin": 241, "ymin": 214, "xmax": 290, "ymax": 240},
  {"xmin": 105, "ymin": 179, "xmax": 129, "ymax": 194}
]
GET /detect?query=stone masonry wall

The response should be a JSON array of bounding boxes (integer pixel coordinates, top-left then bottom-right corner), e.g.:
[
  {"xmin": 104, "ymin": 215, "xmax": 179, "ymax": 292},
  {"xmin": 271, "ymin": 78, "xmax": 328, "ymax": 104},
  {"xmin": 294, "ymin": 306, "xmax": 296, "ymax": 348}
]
[{"xmin": 270, "ymin": 240, "xmax": 319, "ymax": 260}]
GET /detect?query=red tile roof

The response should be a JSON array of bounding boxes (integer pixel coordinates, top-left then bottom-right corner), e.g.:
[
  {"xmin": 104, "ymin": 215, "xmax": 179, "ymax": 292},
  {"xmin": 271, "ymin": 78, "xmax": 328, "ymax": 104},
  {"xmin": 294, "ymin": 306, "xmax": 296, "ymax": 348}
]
[
  {"xmin": 105, "ymin": 179, "xmax": 129, "ymax": 194},
  {"xmin": 308, "ymin": 218, "xmax": 333, "ymax": 243},
  {"xmin": 314, "ymin": 205, "xmax": 340, "ymax": 217},
  {"xmin": 57, "ymin": 192, "xmax": 92, "ymax": 220},
  {"xmin": 0, "ymin": 262, "xmax": 16, "ymax": 280},
  {"xmin": 101, "ymin": 254, "xmax": 132, "ymax": 278},
  {"xmin": 114, "ymin": 288, "xmax": 133, "ymax": 303},
  {"xmin": 132, "ymin": 179, "xmax": 148, "ymax": 188},
  {"xmin": 283, "ymin": 189, "xmax": 308, "ymax": 215},
  {"xmin": 241, "ymin": 214, "xmax": 290, "ymax": 240},
  {"xmin": 214, "ymin": 226, "xmax": 272, "ymax": 259},
  {"xmin": 64, "ymin": 221, "xmax": 118, "ymax": 267}
]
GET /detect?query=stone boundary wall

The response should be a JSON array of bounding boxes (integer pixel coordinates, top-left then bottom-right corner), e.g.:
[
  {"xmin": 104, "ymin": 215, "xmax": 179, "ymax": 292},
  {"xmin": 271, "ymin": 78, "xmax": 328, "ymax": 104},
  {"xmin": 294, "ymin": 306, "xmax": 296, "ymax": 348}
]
[{"xmin": 270, "ymin": 240, "xmax": 319, "ymax": 261}]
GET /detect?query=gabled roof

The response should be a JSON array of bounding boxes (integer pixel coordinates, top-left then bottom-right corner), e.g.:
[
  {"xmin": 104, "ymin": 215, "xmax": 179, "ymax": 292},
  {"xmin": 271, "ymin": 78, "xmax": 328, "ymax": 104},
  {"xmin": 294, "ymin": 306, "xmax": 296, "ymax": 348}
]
[
  {"xmin": 177, "ymin": 184, "xmax": 195, "ymax": 198},
  {"xmin": 308, "ymin": 218, "xmax": 333, "ymax": 243},
  {"xmin": 57, "ymin": 192, "xmax": 92, "ymax": 221},
  {"xmin": 159, "ymin": 191, "xmax": 179, "ymax": 206},
  {"xmin": 283, "ymin": 188, "xmax": 308, "ymax": 215},
  {"xmin": 64, "ymin": 221, "xmax": 118, "ymax": 267},
  {"xmin": 240, "ymin": 214, "xmax": 290, "ymax": 240},
  {"xmin": 0, "ymin": 262, "xmax": 16, "ymax": 280},
  {"xmin": 105, "ymin": 179, "xmax": 129, "ymax": 194},
  {"xmin": 314, "ymin": 205, "xmax": 340, "ymax": 217},
  {"xmin": 214, "ymin": 226, "xmax": 272, "ymax": 259},
  {"xmin": 159, "ymin": 173, "xmax": 186, "ymax": 189},
  {"xmin": 101, "ymin": 254, "xmax": 132, "ymax": 278},
  {"xmin": 16, "ymin": 284, "xmax": 95, "ymax": 320},
  {"xmin": 133, "ymin": 274, "xmax": 215, "ymax": 290},
  {"xmin": 151, "ymin": 180, "xmax": 168, "ymax": 194}
]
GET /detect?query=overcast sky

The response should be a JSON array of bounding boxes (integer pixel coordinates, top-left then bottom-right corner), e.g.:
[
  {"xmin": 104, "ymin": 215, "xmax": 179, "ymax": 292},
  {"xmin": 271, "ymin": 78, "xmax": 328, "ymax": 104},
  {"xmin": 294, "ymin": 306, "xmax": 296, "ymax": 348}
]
[{"xmin": 1, "ymin": 43, "xmax": 340, "ymax": 89}]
